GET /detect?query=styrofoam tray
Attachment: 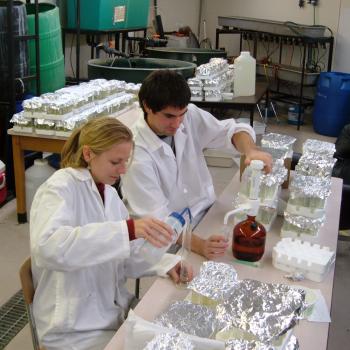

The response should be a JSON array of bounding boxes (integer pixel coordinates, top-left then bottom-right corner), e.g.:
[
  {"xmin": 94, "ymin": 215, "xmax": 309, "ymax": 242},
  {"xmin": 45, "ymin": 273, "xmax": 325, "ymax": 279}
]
[{"xmin": 272, "ymin": 237, "xmax": 335, "ymax": 282}]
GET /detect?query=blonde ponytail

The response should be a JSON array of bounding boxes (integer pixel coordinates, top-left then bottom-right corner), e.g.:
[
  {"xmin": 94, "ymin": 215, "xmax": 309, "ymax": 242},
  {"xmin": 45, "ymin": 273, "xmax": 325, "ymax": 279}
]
[{"xmin": 60, "ymin": 117, "xmax": 133, "ymax": 169}]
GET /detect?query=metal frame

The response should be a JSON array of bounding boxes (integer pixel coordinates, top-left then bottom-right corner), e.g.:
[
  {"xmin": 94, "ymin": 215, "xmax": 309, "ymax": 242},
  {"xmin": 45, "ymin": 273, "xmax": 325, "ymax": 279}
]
[{"xmin": 216, "ymin": 26, "xmax": 334, "ymax": 130}]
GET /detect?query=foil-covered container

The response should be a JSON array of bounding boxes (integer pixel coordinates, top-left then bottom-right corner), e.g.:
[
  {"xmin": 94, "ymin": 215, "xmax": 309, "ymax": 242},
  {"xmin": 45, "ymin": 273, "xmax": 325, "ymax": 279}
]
[
  {"xmin": 281, "ymin": 212, "xmax": 325, "ymax": 237},
  {"xmin": 34, "ymin": 118, "xmax": 56, "ymax": 135},
  {"xmin": 190, "ymin": 89, "xmax": 204, "ymax": 101},
  {"xmin": 261, "ymin": 133, "xmax": 296, "ymax": 156},
  {"xmin": 259, "ymin": 166, "xmax": 287, "ymax": 202},
  {"xmin": 143, "ymin": 332, "xmax": 194, "ymax": 350},
  {"xmin": 10, "ymin": 111, "xmax": 33, "ymax": 127},
  {"xmin": 196, "ymin": 58, "xmax": 228, "ymax": 78},
  {"xmin": 216, "ymin": 279, "xmax": 306, "ymax": 343},
  {"xmin": 204, "ymin": 89, "xmax": 222, "ymax": 101},
  {"xmin": 55, "ymin": 114, "xmax": 88, "ymax": 135},
  {"xmin": 22, "ymin": 96, "xmax": 44, "ymax": 117},
  {"xmin": 289, "ymin": 174, "xmax": 331, "ymax": 209},
  {"xmin": 155, "ymin": 301, "xmax": 218, "ymax": 338},
  {"xmin": 295, "ymin": 153, "xmax": 336, "ymax": 178},
  {"xmin": 261, "ymin": 146, "xmax": 290, "ymax": 162},
  {"xmin": 302, "ymin": 139, "xmax": 335, "ymax": 157},
  {"xmin": 187, "ymin": 78, "xmax": 203, "ymax": 89},
  {"xmin": 203, "ymin": 77, "xmax": 225, "ymax": 90},
  {"xmin": 188, "ymin": 261, "xmax": 238, "ymax": 304}
]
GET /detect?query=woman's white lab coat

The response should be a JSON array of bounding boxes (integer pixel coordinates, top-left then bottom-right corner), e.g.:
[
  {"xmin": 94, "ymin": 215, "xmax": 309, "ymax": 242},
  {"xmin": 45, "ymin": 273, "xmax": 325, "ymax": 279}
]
[
  {"xmin": 122, "ymin": 103, "xmax": 255, "ymax": 225},
  {"xmin": 30, "ymin": 167, "xmax": 178, "ymax": 350}
]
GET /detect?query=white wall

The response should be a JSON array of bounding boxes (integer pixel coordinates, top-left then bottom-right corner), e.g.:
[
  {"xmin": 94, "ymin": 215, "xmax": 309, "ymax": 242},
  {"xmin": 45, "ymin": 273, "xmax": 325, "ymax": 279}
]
[
  {"xmin": 156, "ymin": 0, "xmax": 201, "ymax": 33},
  {"xmin": 334, "ymin": 0, "xmax": 350, "ymax": 72}
]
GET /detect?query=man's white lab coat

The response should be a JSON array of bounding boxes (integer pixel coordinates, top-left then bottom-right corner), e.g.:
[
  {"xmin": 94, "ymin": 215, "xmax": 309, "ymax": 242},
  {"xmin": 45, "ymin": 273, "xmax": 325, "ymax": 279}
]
[
  {"xmin": 122, "ymin": 103, "xmax": 255, "ymax": 225},
  {"xmin": 30, "ymin": 167, "xmax": 178, "ymax": 350}
]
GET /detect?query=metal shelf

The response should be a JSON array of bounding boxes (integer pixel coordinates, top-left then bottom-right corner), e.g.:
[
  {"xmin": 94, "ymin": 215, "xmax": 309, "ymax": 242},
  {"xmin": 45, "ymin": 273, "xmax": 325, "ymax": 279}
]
[{"xmin": 215, "ymin": 23, "xmax": 334, "ymax": 129}]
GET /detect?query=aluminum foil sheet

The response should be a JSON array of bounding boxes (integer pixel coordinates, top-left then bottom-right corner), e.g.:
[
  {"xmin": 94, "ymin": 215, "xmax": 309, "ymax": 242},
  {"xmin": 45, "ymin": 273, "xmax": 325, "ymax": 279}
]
[
  {"xmin": 295, "ymin": 153, "xmax": 336, "ymax": 178},
  {"xmin": 143, "ymin": 332, "xmax": 194, "ymax": 350},
  {"xmin": 302, "ymin": 139, "xmax": 335, "ymax": 157},
  {"xmin": 261, "ymin": 165, "xmax": 288, "ymax": 187},
  {"xmin": 187, "ymin": 261, "xmax": 238, "ymax": 301},
  {"xmin": 284, "ymin": 335, "xmax": 299, "ymax": 350},
  {"xmin": 155, "ymin": 301, "xmax": 217, "ymax": 338},
  {"xmin": 283, "ymin": 212, "xmax": 325, "ymax": 232},
  {"xmin": 261, "ymin": 133, "xmax": 296, "ymax": 151},
  {"xmin": 225, "ymin": 338, "xmax": 273, "ymax": 350},
  {"xmin": 196, "ymin": 58, "xmax": 228, "ymax": 78},
  {"xmin": 261, "ymin": 146, "xmax": 290, "ymax": 162},
  {"xmin": 290, "ymin": 174, "xmax": 331, "ymax": 200},
  {"xmin": 216, "ymin": 279, "xmax": 306, "ymax": 343}
]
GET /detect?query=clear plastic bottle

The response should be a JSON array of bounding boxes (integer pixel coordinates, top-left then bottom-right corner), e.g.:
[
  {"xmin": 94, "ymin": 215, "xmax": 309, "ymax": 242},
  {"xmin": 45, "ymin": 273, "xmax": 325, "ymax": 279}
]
[{"xmin": 139, "ymin": 211, "xmax": 186, "ymax": 265}]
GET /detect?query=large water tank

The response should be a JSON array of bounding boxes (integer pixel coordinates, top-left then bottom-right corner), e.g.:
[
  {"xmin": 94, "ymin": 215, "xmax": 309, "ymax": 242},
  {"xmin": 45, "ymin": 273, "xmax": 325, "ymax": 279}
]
[
  {"xmin": 313, "ymin": 72, "xmax": 350, "ymax": 137},
  {"xmin": 26, "ymin": 3, "xmax": 65, "ymax": 94}
]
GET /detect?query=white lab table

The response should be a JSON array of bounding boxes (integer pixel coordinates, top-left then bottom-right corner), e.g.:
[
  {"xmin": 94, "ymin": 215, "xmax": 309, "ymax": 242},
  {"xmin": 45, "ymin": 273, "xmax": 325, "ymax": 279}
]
[{"xmin": 104, "ymin": 172, "xmax": 342, "ymax": 350}]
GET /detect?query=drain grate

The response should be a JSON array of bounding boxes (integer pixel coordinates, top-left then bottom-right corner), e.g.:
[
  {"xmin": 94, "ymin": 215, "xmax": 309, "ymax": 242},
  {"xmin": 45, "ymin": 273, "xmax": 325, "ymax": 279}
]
[{"xmin": 0, "ymin": 290, "xmax": 28, "ymax": 349}]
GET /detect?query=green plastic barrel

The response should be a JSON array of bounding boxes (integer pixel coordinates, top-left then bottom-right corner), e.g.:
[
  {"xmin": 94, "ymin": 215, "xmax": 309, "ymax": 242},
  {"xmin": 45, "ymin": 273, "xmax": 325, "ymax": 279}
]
[
  {"xmin": 88, "ymin": 57, "xmax": 196, "ymax": 83},
  {"xmin": 146, "ymin": 47, "xmax": 227, "ymax": 66},
  {"xmin": 27, "ymin": 3, "xmax": 65, "ymax": 94}
]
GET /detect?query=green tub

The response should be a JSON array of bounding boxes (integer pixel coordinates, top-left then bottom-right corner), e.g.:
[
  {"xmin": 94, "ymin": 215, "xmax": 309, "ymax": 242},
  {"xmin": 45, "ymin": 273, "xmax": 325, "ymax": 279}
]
[
  {"xmin": 88, "ymin": 57, "xmax": 196, "ymax": 83},
  {"xmin": 146, "ymin": 47, "xmax": 227, "ymax": 66}
]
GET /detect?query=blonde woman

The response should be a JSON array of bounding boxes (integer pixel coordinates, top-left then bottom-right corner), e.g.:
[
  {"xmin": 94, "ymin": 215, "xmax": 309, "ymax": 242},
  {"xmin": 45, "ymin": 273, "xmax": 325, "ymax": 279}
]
[{"xmin": 30, "ymin": 117, "xmax": 188, "ymax": 350}]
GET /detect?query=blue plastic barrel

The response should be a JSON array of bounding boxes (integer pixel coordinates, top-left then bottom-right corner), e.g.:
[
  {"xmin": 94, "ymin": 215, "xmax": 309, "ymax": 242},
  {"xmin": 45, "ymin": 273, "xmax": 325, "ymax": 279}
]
[{"xmin": 313, "ymin": 72, "xmax": 350, "ymax": 137}]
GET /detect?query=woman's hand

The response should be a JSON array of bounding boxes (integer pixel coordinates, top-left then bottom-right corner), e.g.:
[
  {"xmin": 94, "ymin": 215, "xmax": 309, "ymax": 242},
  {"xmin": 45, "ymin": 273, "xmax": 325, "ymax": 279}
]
[
  {"xmin": 201, "ymin": 234, "xmax": 229, "ymax": 260},
  {"xmin": 244, "ymin": 148, "xmax": 273, "ymax": 173},
  {"xmin": 167, "ymin": 261, "xmax": 194, "ymax": 284},
  {"xmin": 134, "ymin": 218, "xmax": 173, "ymax": 248}
]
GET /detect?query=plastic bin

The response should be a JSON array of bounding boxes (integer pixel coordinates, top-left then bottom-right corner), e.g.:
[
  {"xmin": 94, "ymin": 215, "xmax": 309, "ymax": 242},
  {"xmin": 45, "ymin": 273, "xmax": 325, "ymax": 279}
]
[
  {"xmin": 66, "ymin": 0, "xmax": 149, "ymax": 31},
  {"xmin": 27, "ymin": 3, "xmax": 65, "ymax": 94},
  {"xmin": 313, "ymin": 72, "xmax": 350, "ymax": 137}
]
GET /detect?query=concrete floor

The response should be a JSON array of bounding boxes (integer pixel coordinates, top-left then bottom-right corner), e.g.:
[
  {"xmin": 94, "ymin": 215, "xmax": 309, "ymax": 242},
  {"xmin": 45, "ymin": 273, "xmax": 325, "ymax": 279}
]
[{"xmin": 1, "ymin": 113, "xmax": 349, "ymax": 349}]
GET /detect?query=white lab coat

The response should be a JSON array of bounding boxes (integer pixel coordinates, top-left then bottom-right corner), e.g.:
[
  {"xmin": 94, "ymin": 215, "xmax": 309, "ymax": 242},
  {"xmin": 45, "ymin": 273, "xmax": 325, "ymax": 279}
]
[
  {"xmin": 30, "ymin": 167, "xmax": 179, "ymax": 350},
  {"xmin": 122, "ymin": 103, "xmax": 256, "ymax": 226}
]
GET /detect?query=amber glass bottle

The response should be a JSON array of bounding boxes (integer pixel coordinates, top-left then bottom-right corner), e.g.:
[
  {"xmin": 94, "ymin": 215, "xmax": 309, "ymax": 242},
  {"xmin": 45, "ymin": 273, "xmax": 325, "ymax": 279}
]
[{"xmin": 232, "ymin": 215, "xmax": 266, "ymax": 262}]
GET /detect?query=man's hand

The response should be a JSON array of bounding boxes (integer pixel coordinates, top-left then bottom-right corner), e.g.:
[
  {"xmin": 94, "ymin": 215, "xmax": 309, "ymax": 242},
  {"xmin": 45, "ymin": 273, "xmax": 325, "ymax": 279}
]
[
  {"xmin": 167, "ymin": 261, "xmax": 194, "ymax": 284},
  {"xmin": 134, "ymin": 218, "xmax": 173, "ymax": 248},
  {"xmin": 201, "ymin": 234, "xmax": 229, "ymax": 260},
  {"xmin": 245, "ymin": 148, "xmax": 273, "ymax": 173}
]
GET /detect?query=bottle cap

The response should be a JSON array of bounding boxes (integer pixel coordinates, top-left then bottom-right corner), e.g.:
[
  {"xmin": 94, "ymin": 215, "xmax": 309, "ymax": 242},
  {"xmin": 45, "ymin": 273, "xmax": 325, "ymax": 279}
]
[
  {"xmin": 241, "ymin": 51, "xmax": 250, "ymax": 56},
  {"xmin": 169, "ymin": 211, "xmax": 186, "ymax": 226},
  {"xmin": 250, "ymin": 160, "xmax": 264, "ymax": 170}
]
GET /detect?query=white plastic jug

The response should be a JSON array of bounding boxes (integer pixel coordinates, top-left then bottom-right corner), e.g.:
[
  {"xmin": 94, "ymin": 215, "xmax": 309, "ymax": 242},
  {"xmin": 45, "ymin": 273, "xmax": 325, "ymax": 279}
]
[
  {"xmin": 233, "ymin": 51, "xmax": 256, "ymax": 97},
  {"xmin": 0, "ymin": 160, "xmax": 7, "ymax": 205},
  {"xmin": 25, "ymin": 158, "xmax": 56, "ymax": 214}
]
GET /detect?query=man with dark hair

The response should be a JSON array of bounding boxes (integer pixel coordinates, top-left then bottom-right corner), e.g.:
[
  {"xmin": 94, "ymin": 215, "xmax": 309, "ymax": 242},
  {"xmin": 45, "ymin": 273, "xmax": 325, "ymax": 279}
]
[{"xmin": 122, "ymin": 70, "xmax": 272, "ymax": 259}]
